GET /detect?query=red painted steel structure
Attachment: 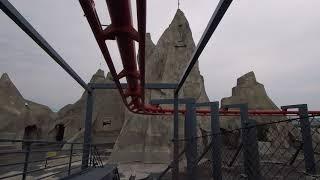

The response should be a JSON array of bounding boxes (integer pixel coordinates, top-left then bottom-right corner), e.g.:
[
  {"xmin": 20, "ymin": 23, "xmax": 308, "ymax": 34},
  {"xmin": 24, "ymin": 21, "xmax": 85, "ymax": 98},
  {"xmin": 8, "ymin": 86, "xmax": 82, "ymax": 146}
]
[{"xmin": 79, "ymin": 0, "xmax": 320, "ymax": 117}]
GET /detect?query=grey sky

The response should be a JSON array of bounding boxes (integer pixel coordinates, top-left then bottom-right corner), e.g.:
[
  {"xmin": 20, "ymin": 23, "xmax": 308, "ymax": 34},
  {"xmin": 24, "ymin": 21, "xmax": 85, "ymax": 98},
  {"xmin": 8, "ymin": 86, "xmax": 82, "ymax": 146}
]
[{"xmin": 1, "ymin": 0, "xmax": 320, "ymax": 111}]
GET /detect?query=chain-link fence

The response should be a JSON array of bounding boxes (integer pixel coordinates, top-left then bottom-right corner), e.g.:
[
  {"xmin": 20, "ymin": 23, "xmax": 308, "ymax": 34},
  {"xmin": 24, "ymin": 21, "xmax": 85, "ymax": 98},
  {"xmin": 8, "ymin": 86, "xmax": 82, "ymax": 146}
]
[
  {"xmin": 193, "ymin": 115, "xmax": 320, "ymax": 180},
  {"xmin": 156, "ymin": 114, "xmax": 320, "ymax": 180}
]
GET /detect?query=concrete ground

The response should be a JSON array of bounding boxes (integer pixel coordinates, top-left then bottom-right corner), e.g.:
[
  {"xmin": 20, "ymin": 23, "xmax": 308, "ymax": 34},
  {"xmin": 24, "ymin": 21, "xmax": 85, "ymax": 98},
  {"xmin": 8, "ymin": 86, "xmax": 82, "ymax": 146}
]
[{"xmin": 116, "ymin": 163, "xmax": 168, "ymax": 179}]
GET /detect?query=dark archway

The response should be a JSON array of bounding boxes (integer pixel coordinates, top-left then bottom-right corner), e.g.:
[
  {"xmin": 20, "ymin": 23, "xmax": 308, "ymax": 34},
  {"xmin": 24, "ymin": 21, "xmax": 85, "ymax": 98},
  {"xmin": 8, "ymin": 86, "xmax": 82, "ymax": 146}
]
[
  {"xmin": 23, "ymin": 125, "xmax": 40, "ymax": 148},
  {"xmin": 55, "ymin": 124, "xmax": 65, "ymax": 141}
]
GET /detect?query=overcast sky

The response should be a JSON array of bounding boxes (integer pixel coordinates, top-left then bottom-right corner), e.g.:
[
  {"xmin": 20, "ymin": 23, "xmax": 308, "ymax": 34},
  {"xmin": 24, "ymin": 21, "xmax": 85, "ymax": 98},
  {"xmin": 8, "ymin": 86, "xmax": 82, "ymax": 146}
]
[{"xmin": 1, "ymin": 0, "xmax": 320, "ymax": 111}]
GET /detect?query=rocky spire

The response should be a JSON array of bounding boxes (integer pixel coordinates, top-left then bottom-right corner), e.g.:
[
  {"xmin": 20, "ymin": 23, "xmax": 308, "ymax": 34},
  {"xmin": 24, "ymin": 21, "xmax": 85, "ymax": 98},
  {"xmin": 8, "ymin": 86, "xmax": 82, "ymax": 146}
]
[
  {"xmin": 106, "ymin": 72, "xmax": 114, "ymax": 81},
  {"xmin": 149, "ymin": 9, "xmax": 197, "ymax": 84},
  {"xmin": 0, "ymin": 73, "xmax": 10, "ymax": 81},
  {"xmin": 89, "ymin": 69, "xmax": 105, "ymax": 83},
  {"xmin": 0, "ymin": 73, "xmax": 24, "ymax": 104},
  {"xmin": 221, "ymin": 71, "xmax": 291, "ymax": 148},
  {"xmin": 0, "ymin": 73, "xmax": 55, "ymax": 144},
  {"xmin": 224, "ymin": 71, "xmax": 277, "ymax": 109},
  {"xmin": 110, "ymin": 9, "xmax": 210, "ymax": 163},
  {"xmin": 236, "ymin": 71, "xmax": 257, "ymax": 87},
  {"xmin": 145, "ymin": 33, "xmax": 155, "ymax": 58}
]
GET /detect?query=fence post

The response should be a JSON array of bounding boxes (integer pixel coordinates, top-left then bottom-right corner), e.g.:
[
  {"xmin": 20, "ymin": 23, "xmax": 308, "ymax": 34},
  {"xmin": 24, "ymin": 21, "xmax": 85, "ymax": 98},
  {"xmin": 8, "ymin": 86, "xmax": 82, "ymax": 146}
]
[
  {"xmin": 242, "ymin": 120, "xmax": 261, "ymax": 180},
  {"xmin": 81, "ymin": 90, "xmax": 94, "ymax": 170},
  {"xmin": 210, "ymin": 102, "xmax": 222, "ymax": 180},
  {"xmin": 149, "ymin": 98, "xmax": 199, "ymax": 180},
  {"xmin": 185, "ymin": 99, "xmax": 197, "ymax": 180},
  {"xmin": 222, "ymin": 103, "xmax": 261, "ymax": 180},
  {"xmin": 173, "ymin": 92, "xmax": 179, "ymax": 180},
  {"xmin": 299, "ymin": 105, "xmax": 316, "ymax": 174},
  {"xmin": 22, "ymin": 142, "xmax": 31, "ymax": 180},
  {"xmin": 68, "ymin": 143, "xmax": 74, "ymax": 175},
  {"xmin": 282, "ymin": 104, "xmax": 316, "ymax": 174}
]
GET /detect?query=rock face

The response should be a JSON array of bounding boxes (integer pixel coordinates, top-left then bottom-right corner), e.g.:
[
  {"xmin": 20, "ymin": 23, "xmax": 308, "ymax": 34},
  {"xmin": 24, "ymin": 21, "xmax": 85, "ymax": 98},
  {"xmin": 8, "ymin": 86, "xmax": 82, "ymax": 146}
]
[
  {"xmin": 220, "ymin": 71, "xmax": 291, "ymax": 148},
  {"xmin": 53, "ymin": 70, "xmax": 126, "ymax": 145},
  {"xmin": 109, "ymin": 9, "xmax": 210, "ymax": 163},
  {"xmin": 0, "ymin": 73, "xmax": 26, "ymax": 140},
  {"xmin": 221, "ymin": 71, "xmax": 279, "ymax": 129},
  {"xmin": 0, "ymin": 70, "xmax": 126, "ymax": 149},
  {"xmin": 0, "ymin": 73, "xmax": 55, "ymax": 148}
]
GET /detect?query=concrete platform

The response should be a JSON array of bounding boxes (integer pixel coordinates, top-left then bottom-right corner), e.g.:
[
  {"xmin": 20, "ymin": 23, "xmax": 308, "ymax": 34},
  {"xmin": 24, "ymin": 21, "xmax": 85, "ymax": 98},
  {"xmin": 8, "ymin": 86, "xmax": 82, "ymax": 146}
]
[{"xmin": 67, "ymin": 165, "xmax": 119, "ymax": 180}]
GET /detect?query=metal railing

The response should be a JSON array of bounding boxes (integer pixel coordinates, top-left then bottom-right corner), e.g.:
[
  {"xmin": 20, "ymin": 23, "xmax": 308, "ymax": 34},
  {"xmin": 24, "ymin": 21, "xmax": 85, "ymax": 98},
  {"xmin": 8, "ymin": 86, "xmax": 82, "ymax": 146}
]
[
  {"xmin": 157, "ymin": 104, "xmax": 320, "ymax": 180},
  {"xmin": 0, "ymin": 139, "xmax": 112, "ymax": 180}
]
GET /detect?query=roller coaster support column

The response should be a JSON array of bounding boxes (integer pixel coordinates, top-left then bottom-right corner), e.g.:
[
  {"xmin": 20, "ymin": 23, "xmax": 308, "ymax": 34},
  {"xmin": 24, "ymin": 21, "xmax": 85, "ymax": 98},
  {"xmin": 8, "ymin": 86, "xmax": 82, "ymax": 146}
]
[{"xmin": 282, "ymin": 104, "xmax": 316, "ymax": 174}]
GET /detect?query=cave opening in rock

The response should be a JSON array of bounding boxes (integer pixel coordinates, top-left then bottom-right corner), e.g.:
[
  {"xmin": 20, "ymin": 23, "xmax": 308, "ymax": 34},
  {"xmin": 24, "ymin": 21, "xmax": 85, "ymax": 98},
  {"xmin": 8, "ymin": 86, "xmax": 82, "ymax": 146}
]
[
  {"xmin": 55, "ymin": 124, "xmax": 65, "ymax": 141},
  {"xmin": 23, "ymin": 125, "xmax": 40, "ymax": 148},
  {"xmin": 23, "ymin": 125, "xmax": 39, "ymax": 140}
]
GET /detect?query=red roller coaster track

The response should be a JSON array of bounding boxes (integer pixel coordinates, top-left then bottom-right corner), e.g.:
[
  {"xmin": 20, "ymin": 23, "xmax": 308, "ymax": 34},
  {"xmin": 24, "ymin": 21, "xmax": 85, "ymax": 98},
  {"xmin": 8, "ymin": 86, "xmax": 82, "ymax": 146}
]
[{"xmin": 79, "ymin": 0, "xmax": 320, "ymax": 117}]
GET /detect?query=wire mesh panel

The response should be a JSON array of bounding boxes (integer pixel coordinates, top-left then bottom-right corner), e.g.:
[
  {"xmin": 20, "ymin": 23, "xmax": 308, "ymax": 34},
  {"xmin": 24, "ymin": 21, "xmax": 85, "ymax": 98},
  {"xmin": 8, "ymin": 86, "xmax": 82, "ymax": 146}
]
[
  {"xmin": 257, "ymin": 117, "xmax": 305, "ymax": 179},
  {"xmin": 220, "ymin": 129, "xmax": 243, "ymax": 179},
  {"xmin": 310, "ymin": 116, "xmax": 320, "ymax": 178},
  {"xmin": 190, "ymin": 115, "xmax": 320, "ymax": 180},
  {"xmin": 194, "ymin": 127, "xmax": 243, "ymax": 179},
  {"xmin": 196, "ymin": 129, "xmax": 215, "ymax": 179}
]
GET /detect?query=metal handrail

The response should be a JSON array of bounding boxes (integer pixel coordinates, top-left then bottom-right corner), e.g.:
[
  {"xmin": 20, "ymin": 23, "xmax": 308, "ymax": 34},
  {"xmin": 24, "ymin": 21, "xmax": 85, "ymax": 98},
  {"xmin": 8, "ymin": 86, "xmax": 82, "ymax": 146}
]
[
  {"xmin": 0, "ymin": 138, "xmax": 80, "ymax": 144},
  {"xmin": 0, "ymin": 153, "xmax": 83, "ymax": 168},
  {"xmin": 0, "ymin": 139, "xmax": 110, "ymax": 180},
  {"xmin": 0, "ymin": 148, "xmax": 83, "ymax": 155}
]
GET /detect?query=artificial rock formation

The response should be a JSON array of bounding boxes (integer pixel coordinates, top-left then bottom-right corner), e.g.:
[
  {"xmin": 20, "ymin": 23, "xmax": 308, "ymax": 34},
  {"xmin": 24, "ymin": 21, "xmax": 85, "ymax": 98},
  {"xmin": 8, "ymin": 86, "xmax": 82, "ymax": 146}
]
[
  {"xmin": 109, "ymin": 9, "xmax": 210, "ymax": 163},
  {"xmin": 0, "ymin": 73, "xmax": 55, "ymax": 148},
  {"xmin": 220, "ymin": 71, "xmax": 292, "ymax": 148},
  {"xmin": 53, "ymin": 69, "xmax": 126, "ymax": 145},
  {"xmin": 221, "ymin": 71, "xmax": 280, "ymax": 129}
]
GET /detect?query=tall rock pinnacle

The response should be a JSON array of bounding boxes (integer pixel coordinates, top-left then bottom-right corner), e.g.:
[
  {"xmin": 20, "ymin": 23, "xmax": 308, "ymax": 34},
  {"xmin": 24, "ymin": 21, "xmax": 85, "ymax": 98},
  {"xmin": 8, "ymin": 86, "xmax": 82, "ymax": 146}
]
[
  {"xmin": 0, "ymin": 73, "xmax": 25, "ymax": 135},
  {"xmin": 110, "ymin": 9, "xmax": 210, "ymax": 163},
  {"xmin": 220, "ymin": 72, "xmax": 292, "ymax": 148}
]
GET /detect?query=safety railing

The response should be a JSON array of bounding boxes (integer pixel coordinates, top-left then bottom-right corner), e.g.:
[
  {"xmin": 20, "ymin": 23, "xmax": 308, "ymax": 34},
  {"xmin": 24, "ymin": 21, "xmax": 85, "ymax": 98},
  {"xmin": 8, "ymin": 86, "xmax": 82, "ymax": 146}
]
[
  {"xmin": 156, "ymin": 104, "xmax": 320, "ymax": 180},
  {"xmin": 0, "ymin": 139, "xmax": 112, "ymax": 180},
  {"xmin": 199, "ymin": 117, "xmax": 320, "ymax": 179}
]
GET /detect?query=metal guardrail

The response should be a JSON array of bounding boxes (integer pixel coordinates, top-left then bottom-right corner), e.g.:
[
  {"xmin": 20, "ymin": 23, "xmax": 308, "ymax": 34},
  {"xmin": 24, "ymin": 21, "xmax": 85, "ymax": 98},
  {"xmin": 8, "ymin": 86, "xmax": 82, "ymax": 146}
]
[{"xmin": 0, "ymin": 139, "xmax": 112, "ymax": 180}]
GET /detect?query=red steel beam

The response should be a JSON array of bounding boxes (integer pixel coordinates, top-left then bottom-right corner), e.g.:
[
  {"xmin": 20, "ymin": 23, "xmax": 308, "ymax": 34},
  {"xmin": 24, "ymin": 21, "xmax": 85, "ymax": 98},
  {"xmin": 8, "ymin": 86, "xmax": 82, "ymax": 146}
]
[
  {"xmin": 79, "ymin": 0, "xmax": 129, "ymax": 108},
  {"xmin": 106, "ymin": 0, "xmax": 142, "ymax": 110}
]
